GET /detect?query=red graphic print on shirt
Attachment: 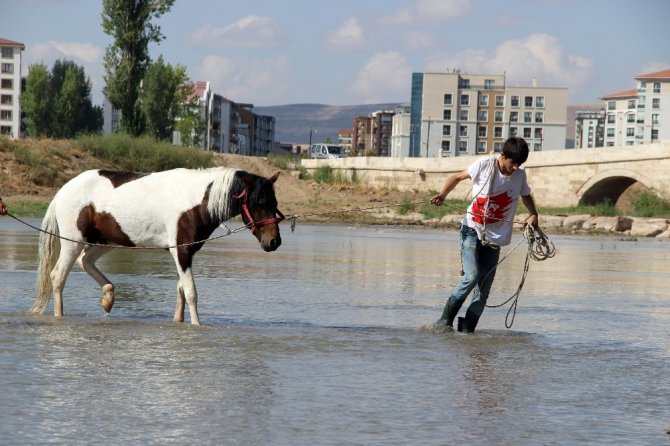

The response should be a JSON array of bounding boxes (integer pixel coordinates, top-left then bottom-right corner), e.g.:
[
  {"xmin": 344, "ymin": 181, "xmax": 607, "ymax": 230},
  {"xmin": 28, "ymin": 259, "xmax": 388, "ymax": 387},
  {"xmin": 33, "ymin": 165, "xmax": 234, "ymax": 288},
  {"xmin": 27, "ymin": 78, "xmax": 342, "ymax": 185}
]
[{"xmin": 471, "ymin": 192, "xmax": 513, "ymax": 224}]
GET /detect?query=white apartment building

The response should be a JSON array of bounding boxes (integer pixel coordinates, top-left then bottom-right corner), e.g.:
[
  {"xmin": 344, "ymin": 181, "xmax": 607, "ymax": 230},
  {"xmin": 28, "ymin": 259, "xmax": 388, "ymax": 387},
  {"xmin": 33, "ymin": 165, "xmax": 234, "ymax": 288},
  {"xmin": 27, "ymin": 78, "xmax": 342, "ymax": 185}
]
[
  {"xmin": 601, "ymin": 69, "xmax": 669, "ymax": 147},
  {"xmin": 574, "ymin": 110, "xmax": 605, "ymax": 148},
  {"xmin": 0, "ymin": 38, "xmax": 24, "ymax": 139},
  {"xmin": 407, "ymin": 72, "xmax": 567, "ymax": 157},
  {"xmin": 390, "ymin": 104, "xmax": 411, "ymax": 157}
]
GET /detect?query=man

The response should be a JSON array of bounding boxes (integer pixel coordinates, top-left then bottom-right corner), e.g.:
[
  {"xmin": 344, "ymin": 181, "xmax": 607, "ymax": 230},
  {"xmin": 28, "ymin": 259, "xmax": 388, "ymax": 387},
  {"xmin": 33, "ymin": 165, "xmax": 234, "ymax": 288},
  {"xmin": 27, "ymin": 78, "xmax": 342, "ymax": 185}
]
[
  {"xmin": 430, "ymin": 137, "xmax": 539, "ymax": 333},
  {"xmin": 0, "ymin": 196, "xmax": 7, "ymax": 215}
]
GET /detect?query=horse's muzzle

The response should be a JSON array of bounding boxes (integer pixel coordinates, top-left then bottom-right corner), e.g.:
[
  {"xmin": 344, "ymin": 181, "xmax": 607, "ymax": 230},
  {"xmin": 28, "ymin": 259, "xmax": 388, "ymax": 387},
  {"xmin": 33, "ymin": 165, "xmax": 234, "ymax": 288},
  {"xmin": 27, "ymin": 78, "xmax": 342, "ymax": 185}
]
[{"xmin": 263, "ymin": 236, "xmax": 281, "ymax": 252}]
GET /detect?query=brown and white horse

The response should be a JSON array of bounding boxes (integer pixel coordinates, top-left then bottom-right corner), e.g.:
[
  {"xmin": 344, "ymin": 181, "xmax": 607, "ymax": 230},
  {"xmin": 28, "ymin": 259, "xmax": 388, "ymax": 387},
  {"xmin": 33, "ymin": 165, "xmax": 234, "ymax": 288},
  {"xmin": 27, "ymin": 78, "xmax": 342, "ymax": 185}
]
[{"xmin": 28, "ymin": 167, "xmax": 283, "ymax": 325}]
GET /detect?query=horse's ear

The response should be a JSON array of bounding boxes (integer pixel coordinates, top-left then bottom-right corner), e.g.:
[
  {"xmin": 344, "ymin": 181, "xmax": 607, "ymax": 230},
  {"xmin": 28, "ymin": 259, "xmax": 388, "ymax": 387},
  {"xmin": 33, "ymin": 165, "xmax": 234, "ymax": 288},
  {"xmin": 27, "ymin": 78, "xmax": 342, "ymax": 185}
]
[{"xmin": 268, "ymin": 172, "xmax": 281, "ymax": 184}]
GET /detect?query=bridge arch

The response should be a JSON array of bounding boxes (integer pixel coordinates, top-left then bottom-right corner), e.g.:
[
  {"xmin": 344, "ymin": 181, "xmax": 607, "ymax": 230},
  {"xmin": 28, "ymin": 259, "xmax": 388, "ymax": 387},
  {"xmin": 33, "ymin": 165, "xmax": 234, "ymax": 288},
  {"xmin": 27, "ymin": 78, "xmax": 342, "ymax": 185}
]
[{"xmin": 576, "ymin": 168, "xmax": 656, "ymax": 205}]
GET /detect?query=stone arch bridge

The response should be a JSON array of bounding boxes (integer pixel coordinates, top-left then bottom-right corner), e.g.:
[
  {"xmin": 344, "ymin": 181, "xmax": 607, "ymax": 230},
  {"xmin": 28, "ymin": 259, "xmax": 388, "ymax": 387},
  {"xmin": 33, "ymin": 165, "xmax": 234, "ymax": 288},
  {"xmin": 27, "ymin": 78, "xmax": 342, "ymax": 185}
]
[{"xmin": 301, "ymin": 142, "xmax": 670, "ymax": 208}]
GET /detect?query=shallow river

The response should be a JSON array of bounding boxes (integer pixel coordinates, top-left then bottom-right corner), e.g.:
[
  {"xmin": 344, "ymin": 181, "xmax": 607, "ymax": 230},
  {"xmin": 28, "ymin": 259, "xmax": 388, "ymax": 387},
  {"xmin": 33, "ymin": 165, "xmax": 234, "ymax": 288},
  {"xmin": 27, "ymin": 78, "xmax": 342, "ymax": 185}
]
[{"xmin": 1, "ymin": 218, "xmax": 669, "ymax": 445}]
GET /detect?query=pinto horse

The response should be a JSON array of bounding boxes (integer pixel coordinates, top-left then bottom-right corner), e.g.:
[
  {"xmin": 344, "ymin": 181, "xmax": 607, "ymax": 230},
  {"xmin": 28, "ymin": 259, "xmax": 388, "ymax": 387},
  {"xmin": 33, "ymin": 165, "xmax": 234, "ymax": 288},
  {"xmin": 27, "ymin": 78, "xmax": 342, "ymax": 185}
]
[{"xmin": 28, "ymin": 167, "xmax": 283, "ymax": 325}]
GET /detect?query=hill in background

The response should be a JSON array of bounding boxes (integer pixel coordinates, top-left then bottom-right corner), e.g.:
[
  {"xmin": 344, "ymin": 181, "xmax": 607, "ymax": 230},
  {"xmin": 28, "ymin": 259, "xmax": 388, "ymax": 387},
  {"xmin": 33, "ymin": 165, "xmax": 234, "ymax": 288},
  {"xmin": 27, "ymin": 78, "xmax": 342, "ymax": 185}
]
[{"xmin": 254, "ymin": 103, "xmax": 401, "ymax": 146}]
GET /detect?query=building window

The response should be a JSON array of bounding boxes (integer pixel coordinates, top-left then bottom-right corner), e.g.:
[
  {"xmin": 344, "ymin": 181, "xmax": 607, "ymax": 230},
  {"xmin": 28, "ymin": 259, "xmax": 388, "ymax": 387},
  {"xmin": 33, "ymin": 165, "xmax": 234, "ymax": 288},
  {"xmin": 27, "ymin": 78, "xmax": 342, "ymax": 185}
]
[
  {"xmin": 443, "ymin": 109, "xmax": 452, "ymax": 120},
  {"xmin": 0, "ymin": 125, "xmax": 11, "ymax": 135},
  {"xmin": 479, "ymin": 95, "xmax": 489, "ymax": 107},
  {"xmin": 511, "ymin": 96, "xmax": 519, "ymax": 107},
  {"xmin": 652, "ymin": 129, "xmax": 659, "ymax": 141},
  {"xmin": 459, "ymin": 79, "xmax": 470, "ymax": 89},
  {"xmin": 524, "ymin": 112, "xmax": 532, "ymax": 123},
  {"xmin": 652, "ymin": 114, "xmax": 660, "ymax": 125},
  {"xmin": 626, "ymin": 127, "xmax": 635, "ymax": 137},
  {"xmin": 628, "ymin": 99, "xmax": 636, "ymax": 109},
  {"xmin": 534, "ymin": 128, "xmax": 543, "ymax": 139},
  {"xmin": 494, "ymin": 126, "xmax": 502, "ymax": 138},
  {"xmin": 533, "ymin": 143, "xmax": 542, "ymax": 151},
  {"xmin": 607, "ymin": 128, "xmax": 614, "ymax": 137},
  {"xmin": 442, "ymin": 124, "xmax": 451, "ymax": 136},
  {"xmin": 459, "ymin": 125, "xmax": 468, "ymax": 137},
  {"xmin": 460, "ymin": 110, "xmax": 469, "ymax": 120},
  {"xmin": 652, "ymin": 98, "xmax": 660, "ymax": 109},
  {"xmin": 444, "ymin": 94, "xmax": 452, "ymax": 105},
  {"xmin": 510, "ymin": 126, "xmax": 518, "ymax": 136},
  {"xmin": 460, "ymin": 94, "xmax": 470, "ymax": 106},
  {"xmin": 1, "ymin": 47, "xmax": 13, "ymax": 58},
  {"xmin": 458, "ymin": 141, "xmax": 468, "ymax": 152},
  {"xmin": 478, "ymin": 126, "xmax": 487, "ymax": 137},
  {"xmin": 607, "ymin": 114, "xmax": 615, "ymax": 123},
  {"xmin": 0, "ymin": 110, "xmax": 11, "ymax": 120},
  {"xmin": 525, "ymin": 96, "xmax": 533, "ymax": 107},
  {"xmin": 0, "ymin": 94, "xmax": 11, "ymax": 105},
  {"xmin": 477, "ymin": 141, "xmax": 487, "ymax": 153},
  {"xmin": 536, "ymin": 96, "xmax": 545, "ymax": 108},
  {"xmin": 478, "ymin": 110, "xmax": 488, "ymax": 121},
  {"xmin": 627, "ymin": 113, "xmax": 635, "ymax": 123},
  {"xmin": 0, "ymin": 79, "xmax": 12, "ymax": 89},
  {"xmin": 653, "ymin": 82, "xmax": 661, "ymax": 93},
  {"xmin": 535, "ymin": 112, "xmax": 544, "ymax": 123},
  {"xmin": 1, "ymin": 63, "xmax": 13, "ymax": 74},
  {"xmin": 494, "ymin": 111, "xmax": 503, "ymax": 122},
  {"xmin": 493, "ymin": 142, "xmax": 503, "ymax": 152},
  {"xmin": 523, "ymin": 127, "xmax": 532, "ymax": 138},
  {"xmin": 484, "ymin": 79, "xmax": 495, "ymax": 89},
  {"xmin": 441, "ymin": 140, "xmax": 451, "ymax": 154},
  {"xmin": 495, "ymin": 95, "xmax": 504, "ymax": 107},
  {"xmin": 510, "ymin": 111, "xmax": 518, "ymax": 122},
  {"xmin": 607, "ymin": 101, "xmax": 615, "ymax": 110}
]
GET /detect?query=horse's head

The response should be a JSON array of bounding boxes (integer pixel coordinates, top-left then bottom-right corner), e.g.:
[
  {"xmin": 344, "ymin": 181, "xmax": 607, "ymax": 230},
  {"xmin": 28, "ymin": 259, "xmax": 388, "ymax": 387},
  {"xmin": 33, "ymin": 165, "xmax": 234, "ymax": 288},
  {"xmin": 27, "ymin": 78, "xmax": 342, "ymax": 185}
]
[{"xmin": 238, "ymin": 172, "xmax": 283, "ymax": 252}]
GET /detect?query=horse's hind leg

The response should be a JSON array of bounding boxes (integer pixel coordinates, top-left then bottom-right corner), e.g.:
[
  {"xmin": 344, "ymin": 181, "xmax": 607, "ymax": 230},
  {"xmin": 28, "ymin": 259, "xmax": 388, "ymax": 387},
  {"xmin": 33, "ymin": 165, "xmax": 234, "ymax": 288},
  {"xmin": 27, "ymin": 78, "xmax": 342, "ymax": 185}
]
[
  {"xmin": 51, "ymin": 241, "xmax": 84, "ymax": 317},
  {"xmin": 78, "ymin": 246, "xmax": 114, "ymax": 313}
]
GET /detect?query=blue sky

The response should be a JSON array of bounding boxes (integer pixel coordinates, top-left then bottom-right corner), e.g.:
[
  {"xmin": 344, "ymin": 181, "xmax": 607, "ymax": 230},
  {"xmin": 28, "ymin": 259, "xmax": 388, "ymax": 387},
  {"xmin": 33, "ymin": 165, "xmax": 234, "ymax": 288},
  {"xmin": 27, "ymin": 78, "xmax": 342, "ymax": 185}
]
[{"xmin": 3, "ymin": 0, "xmax": 669, "ymax": 107}]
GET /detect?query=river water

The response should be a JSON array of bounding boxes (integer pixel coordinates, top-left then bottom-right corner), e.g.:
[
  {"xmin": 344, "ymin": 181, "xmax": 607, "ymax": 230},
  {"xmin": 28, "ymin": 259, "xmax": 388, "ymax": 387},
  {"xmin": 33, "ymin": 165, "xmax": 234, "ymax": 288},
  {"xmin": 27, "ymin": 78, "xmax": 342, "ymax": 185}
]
[{"xmin": 0, "ymin": 218, "xmax": 669, "ymax": 445}]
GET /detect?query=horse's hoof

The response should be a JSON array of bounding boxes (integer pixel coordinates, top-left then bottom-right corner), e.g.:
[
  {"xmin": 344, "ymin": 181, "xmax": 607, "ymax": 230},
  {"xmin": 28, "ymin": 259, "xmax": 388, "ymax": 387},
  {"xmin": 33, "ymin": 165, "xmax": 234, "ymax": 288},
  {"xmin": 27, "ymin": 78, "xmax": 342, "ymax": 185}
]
[{"xmin": 101, "ymin": 284, "xmax": 115, "ymax": 313}]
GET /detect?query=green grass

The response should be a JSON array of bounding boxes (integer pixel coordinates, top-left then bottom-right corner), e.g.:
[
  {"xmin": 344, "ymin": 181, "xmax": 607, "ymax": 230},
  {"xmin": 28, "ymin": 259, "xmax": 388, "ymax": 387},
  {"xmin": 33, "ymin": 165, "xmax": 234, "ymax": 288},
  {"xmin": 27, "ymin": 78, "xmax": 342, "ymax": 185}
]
[
  {"xmin": 76, "ymin": 133, "xmax": 215, "ymax": 172},
  {"xmin": 2, "ymin": 200, "xmax": 50, "ymax": 217}
]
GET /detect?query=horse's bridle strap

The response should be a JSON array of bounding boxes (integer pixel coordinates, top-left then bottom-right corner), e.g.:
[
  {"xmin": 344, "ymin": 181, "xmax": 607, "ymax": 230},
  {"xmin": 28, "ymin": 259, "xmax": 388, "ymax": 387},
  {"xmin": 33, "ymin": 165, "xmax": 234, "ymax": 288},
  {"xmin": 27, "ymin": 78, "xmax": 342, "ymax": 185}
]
[{"xmin": 234, "ymin": 189, "xmax": 285, "ymax": 234}]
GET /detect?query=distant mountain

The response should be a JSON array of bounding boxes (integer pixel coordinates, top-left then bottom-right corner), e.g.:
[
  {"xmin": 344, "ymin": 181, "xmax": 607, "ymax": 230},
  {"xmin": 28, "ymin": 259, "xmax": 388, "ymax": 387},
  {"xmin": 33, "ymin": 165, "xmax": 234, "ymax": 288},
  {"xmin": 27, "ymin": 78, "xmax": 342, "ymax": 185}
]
[
  {"xmin": 256, "ymin": 102, "xmax": 604, "ymax": 149},
  {"xmin": 254, "ymin": 103, "xmax": 402, "ymax": 146}
]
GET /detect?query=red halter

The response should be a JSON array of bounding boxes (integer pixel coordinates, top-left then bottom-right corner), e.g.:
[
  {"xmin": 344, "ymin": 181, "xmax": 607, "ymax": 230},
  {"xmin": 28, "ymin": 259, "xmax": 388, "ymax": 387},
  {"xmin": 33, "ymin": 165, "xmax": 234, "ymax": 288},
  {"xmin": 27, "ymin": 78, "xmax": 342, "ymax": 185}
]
[{"xmin": 234, "ymin": 189, "xmax": 285, "ymax": 234}]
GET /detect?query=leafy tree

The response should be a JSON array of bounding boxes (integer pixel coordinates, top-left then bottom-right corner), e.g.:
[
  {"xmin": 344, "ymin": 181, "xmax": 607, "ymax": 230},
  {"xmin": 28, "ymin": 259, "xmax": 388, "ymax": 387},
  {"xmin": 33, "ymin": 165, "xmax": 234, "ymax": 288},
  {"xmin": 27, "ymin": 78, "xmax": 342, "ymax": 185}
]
[
  {"xmin": 102, "ymin": 0, "xmax": 175, "ymax": 137},
  {"xmin": 175, "ymin": 95, "xmax": 207, "ymax": 147},
  {"xmin": 141, "ymin": 56, "xmax": 189, "ymax": 141},
  {"xmin": 22, "ymin": 64, "xmax": 52, "ymax": 137}
]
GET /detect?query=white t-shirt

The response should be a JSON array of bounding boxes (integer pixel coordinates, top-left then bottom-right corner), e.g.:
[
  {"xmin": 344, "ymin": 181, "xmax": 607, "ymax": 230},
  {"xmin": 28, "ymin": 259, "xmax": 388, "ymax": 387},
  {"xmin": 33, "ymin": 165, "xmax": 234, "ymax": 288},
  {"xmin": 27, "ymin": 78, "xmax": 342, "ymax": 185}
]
[{"xmin": 462, "ymin": 156, "xmax": 531, "ymax": 246}]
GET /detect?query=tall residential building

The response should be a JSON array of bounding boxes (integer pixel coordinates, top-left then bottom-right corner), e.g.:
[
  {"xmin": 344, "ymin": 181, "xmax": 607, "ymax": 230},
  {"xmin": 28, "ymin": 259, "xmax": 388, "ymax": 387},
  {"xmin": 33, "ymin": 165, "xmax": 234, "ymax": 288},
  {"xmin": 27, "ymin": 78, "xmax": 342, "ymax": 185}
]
[
  {"xmin": 601, "ymin": 69, "xmax": 669, "ymax": 147},
  {"xmin": 0, "ymin": 38, "xmax": 25, "ymax": 139},
  {"xmin": 574, "ymin": 109, "xmax": 605, "ymax": 148},
  {"xmin": 390, "ymin": 104, "xmax": 411, "ymax": 157},
  {"xmin": 338, "ymin": 129, "xmax": 353, "ymax": 152},
  {"xmin": 352, "ymin": 110, "xmax": 395, "ymax": 156},
  {"xmin": 408, "ymin": 72, "xmax": 567, "ymax": 157}
]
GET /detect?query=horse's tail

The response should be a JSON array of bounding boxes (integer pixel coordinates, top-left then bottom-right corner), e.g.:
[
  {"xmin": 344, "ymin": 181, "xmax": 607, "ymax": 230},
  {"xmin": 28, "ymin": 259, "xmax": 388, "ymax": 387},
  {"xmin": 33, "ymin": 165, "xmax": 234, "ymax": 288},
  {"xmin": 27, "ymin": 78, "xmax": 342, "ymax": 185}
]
[{"xmin": 29, "ymin": 199, "xmax": 60, "ymax": 315}]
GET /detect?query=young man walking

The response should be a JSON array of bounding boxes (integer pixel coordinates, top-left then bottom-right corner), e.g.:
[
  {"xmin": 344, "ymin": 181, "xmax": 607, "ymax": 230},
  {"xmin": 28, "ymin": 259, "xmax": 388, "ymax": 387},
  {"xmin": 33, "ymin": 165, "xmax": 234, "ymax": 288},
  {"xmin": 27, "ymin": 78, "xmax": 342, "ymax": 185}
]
[{"xmin": 430, "ymin": 137, "xmax": 540, "ymax": 333}]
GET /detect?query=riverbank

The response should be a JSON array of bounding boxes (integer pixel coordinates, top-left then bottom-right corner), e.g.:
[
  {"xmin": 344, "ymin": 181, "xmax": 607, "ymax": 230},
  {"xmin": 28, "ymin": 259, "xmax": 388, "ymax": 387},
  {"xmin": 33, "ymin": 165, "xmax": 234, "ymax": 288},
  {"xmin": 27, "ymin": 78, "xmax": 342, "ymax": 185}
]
[{"xmin": 1, "ymin": 138, "xmax": 668, "ymax": 239}]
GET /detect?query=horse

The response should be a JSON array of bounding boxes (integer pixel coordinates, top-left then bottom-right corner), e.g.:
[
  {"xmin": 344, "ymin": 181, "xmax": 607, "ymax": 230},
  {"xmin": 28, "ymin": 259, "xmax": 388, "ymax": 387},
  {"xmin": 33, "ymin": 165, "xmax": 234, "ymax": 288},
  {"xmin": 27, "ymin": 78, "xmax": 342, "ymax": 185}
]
[{"xmin": 28, "ymin": 167, "xmax": 284, "ymax": 325}]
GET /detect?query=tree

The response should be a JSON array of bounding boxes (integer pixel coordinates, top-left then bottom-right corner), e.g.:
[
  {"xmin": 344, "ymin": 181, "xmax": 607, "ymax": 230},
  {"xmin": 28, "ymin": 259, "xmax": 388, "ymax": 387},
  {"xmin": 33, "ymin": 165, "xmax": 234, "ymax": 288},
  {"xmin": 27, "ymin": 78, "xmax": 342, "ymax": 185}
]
[
  {"xmin": 102, "ymin": 0, "xmax": 175, "ymax": 137},
  {"xmin": 175, "ymin": 95, "xmax": 207, "ymax": 147},
  {"xmin": 141, "ymin": 56, "xmax": 189, "ymax": 141},
  {"xmin": 22, "ymin": 64, "xmax": 52, "ymax": 137}
]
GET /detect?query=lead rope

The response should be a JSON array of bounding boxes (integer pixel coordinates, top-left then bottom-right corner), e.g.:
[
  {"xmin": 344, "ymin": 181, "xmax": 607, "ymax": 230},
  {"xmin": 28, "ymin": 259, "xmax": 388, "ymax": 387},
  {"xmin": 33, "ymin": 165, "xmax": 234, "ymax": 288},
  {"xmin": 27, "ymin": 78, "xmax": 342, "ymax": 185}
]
[{"xmin": 484, "ymin": 224, "xmax": 556, "ymax": 328}]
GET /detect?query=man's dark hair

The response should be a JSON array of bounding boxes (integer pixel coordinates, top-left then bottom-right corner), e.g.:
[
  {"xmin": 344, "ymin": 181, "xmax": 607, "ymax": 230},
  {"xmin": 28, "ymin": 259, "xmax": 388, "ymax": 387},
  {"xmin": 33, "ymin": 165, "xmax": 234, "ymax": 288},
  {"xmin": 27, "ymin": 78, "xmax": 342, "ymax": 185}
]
[{"xmin": 502, "ymin": 137, "xmax": 529, "ymax": 165}]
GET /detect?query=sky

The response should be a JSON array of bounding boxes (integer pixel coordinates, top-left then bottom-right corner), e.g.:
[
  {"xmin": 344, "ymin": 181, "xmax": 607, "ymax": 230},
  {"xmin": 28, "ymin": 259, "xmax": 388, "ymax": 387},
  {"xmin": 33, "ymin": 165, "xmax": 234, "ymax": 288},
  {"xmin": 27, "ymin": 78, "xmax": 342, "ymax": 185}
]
[{"xmin": 3, "ymin": 0, "xmax": 669, "ymax": 107}]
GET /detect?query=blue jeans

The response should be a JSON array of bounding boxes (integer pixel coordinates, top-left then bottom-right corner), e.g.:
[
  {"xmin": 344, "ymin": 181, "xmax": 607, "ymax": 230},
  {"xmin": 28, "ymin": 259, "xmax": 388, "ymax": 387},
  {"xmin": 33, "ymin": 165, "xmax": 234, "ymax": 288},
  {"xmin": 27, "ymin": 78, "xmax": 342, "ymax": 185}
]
[{"xmin": 441, "ymin": 225, "xmax": 500, "ymax": 325}]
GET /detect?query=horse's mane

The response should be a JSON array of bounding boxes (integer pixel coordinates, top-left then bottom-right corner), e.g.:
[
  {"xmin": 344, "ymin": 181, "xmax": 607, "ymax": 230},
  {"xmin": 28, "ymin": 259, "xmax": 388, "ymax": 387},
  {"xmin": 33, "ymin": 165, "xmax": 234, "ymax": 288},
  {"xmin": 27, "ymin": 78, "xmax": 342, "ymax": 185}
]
[{"xmin": 206, "ymin": 167, "xmax": 242, "ymax": 221}]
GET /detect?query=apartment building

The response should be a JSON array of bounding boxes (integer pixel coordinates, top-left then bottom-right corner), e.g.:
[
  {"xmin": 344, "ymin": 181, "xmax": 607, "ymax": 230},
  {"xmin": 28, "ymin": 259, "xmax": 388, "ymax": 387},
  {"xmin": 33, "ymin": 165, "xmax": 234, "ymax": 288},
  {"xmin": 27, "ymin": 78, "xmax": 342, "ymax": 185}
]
[
  {"xmin": 408, "ymin": 72, "xmax": 567, "ymax": 157},
  {"xmin": 390, "ymin": 104, "xmax": 411, "ymax": 157},
  {"xmin": 601, "ymin": 69, "xmax": 669, "ymax": 147},
  {"xmin": 0, "ymin": 38, "xmax": 24, "ymax": 139},
  {"xmin": 352, "ymin": 110, "xmax": 395, "ymax": 156},
  {"xmin": 337, "ymin": 129, "xmax": 353, "ymax": 152},
  {"xmin": 574, "ymin": 110, "xmax": 605, "ymax": 148}
]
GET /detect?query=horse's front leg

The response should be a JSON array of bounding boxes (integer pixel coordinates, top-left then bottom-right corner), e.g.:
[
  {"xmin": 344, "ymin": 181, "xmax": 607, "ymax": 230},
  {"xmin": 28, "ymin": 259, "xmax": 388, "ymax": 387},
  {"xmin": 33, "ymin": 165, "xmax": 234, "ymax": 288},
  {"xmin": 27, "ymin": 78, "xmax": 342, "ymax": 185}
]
[
  {"xmin": 51, "ymin": 242, "xmax": 84, "ymax": 317},
  {"xmin": 178, "ymin": 268, "xmax": 200, "ymax": 325},
  {"xmin": 78, "ymin": 246, "xmax": 115, "ymax": 313}
]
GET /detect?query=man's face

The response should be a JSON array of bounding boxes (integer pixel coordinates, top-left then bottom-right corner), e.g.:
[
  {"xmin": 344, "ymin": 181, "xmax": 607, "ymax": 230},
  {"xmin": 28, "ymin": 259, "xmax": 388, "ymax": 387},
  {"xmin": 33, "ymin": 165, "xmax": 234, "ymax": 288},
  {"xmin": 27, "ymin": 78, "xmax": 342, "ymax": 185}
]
[{"xmin": 498, "ymin": 155, "xmax": 521, "ymax": 176}]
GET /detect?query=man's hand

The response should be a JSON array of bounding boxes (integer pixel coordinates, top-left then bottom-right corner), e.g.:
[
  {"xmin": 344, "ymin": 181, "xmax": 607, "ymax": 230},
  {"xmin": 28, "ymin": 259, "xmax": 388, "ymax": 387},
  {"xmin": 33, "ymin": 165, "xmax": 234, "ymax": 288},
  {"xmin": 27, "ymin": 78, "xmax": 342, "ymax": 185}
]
[{"xmin": 430, "ymin": 193, "xmax": 446, "ymax": 206}]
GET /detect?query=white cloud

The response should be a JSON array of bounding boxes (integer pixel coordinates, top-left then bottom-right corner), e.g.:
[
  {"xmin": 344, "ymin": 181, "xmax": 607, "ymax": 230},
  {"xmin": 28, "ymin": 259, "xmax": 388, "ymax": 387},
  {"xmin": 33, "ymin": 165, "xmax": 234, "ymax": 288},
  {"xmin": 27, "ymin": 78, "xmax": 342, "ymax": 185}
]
[
  {"xmin": 403, "ymin": 31, "xmax": 436, "ymax": 49},
  {"xmin": 187, "ymin": 15, "xmax": 285, "ymax": 48},
  {"xmin": 324, "ymin": 17, "xmax": 366, "ymax": 51},
  {"xmin": 425, "ymin": 33, "xmax": 593, "ymax": 89},
  {"xmin": 351, "ymin": 52, "xmax": 412, "ymax": 103},
  {"xmin": 415, "ymin": 0, "xmax": 472, "ymax": 20},
  {"xmin": 195, "ymin": 55, "xmax": 291, "ymax": 104}
]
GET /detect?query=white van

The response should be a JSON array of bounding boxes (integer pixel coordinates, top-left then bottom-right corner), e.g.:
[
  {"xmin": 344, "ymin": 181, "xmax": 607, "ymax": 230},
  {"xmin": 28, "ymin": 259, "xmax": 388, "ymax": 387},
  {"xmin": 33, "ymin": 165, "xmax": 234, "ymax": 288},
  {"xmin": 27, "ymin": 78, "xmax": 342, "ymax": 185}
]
[{"xmin": 310, "ymin": 144, "xmax": 348, "ymax": 159}]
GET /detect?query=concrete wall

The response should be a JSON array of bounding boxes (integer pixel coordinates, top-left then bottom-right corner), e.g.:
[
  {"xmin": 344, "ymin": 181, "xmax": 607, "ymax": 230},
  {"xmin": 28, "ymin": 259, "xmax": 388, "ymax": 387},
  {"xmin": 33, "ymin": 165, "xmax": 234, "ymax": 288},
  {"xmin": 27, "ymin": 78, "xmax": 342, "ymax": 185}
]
[{"xmin": 301, "ymin": 142, "xmax": 670, "ymax": 207}]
